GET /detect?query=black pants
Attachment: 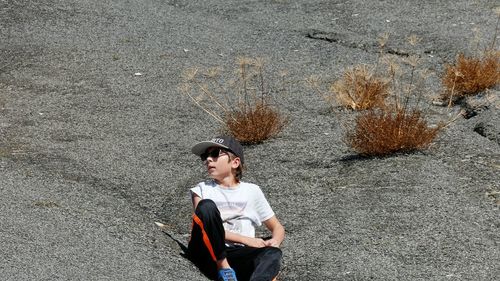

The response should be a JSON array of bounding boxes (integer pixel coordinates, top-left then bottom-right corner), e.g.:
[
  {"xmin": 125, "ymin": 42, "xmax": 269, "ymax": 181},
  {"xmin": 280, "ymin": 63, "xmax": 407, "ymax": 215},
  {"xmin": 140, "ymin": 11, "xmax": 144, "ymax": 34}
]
[{"xmin": 188, "ymin": 199, "xmax": 282, "ymax": 281}]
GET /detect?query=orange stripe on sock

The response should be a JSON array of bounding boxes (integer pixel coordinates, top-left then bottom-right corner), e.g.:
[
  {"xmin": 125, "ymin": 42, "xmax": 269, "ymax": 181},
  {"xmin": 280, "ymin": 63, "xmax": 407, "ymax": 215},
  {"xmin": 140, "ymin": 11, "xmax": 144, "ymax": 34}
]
[{"xmin": 192, "ymin": 214, "xmax": 217, "ymax": 262}]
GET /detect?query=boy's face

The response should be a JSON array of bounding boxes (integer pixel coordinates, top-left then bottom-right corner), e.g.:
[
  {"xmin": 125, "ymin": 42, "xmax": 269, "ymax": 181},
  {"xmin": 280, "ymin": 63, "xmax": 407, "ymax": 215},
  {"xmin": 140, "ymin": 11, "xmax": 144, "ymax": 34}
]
[{"xmin": 202, "ymin": 147, "xmax": 240, "ymax": 181}]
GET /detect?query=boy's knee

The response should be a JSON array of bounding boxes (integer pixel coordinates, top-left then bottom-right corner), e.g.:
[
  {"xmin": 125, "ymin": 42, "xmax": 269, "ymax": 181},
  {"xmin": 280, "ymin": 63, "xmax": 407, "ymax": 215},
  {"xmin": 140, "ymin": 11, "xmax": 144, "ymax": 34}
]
[
  {"xmin": 195, "ymin": 199, "xmax": 219, "ymax": 218},
  {"xmin": 197, "ymin": 199, "xmax": 217, "ymax": 211},
  {"xmin": 259, "ymin": 247, "xmax": 282, "ymax": 263},
  {"xmin": 265, "ymin": 247, "xmax": 282, "ymax": 260}
]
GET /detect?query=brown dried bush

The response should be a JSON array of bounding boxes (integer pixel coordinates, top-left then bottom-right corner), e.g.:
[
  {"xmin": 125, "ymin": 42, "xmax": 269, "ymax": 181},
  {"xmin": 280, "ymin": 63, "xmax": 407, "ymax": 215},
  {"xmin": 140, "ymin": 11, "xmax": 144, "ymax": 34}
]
[
  {"xmin": 330, "ymin": 65, "xmax": 390, "ymax": 110},
  {"xmin": 224, "ymin": 102, "xmax": 286, "ymax": 144},
  {"xmin": 343, "ymin": 34, "xmax": 448, "ymax": 156},
  {"xmin": 180, "ymin": 57, "xmax": 287, "ymax": 144},
  {"xmin": 347, "ymin": 108, "xmax": 443, "ymax": 156},
  {"xmin": 442, "ymin": 51, "xmax": 500, "ymax": 103}
]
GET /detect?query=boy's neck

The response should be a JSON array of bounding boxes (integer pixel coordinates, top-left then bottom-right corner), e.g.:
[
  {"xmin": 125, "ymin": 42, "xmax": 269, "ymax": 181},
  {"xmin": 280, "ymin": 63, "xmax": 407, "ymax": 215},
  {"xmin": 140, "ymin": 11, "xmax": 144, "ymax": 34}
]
[{"xmin": 213, "ymin": 177, "xmax": 239, "ymax": 189}]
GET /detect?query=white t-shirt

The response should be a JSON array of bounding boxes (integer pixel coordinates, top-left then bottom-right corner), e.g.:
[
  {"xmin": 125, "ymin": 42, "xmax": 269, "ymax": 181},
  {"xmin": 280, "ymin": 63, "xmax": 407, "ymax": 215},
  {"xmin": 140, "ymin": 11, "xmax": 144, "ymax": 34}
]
[{"xmin": 190, "ymin": 180, "xmax": 275, "ymax": 239}]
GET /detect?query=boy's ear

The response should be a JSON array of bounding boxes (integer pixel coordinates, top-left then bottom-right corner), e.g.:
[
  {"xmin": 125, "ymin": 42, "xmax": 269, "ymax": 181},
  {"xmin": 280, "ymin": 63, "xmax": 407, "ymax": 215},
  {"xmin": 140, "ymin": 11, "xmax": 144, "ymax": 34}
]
[{"xmin": 230, "ymin": 157, "xmax": 241, "ymax": 169}]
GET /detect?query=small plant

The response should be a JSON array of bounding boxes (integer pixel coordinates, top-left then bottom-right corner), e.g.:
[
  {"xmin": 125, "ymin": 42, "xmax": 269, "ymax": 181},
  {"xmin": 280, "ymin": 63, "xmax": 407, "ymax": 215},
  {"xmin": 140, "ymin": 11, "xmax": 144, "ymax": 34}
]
[
  {"xmin": 330, "ymin": 65, "xmax": 390, "ymax": 110},
  {"xmin": 441, "ymin": 8, "xmax": 500, "ymax": 105},
  {"xmin": 225, "ymin": 102, "xmax": 286, "ymax": 144},
  {"xmin": 347, "ymin": 108, "xmax": 443, "ymax": 156},
  {"xmin": 307, "ymin": 34, "xmax": 446, "ymax": 156},
  {"xmin": 180, "ymin": 57, "xmax": 287, "ymax": 144},
  {"xmin": 441, "ymin": 51, "xmax": 500, "ymax": 104},
  {"xmin": 344, "ymin": 34, "xmax": 445, "ymax": 156}
]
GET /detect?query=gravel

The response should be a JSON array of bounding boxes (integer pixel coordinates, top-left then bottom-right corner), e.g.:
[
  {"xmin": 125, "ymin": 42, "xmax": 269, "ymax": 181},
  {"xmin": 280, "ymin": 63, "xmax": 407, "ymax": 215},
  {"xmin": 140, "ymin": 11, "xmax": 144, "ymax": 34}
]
[{"xmin": 1, "ymin": 0, "xmax": 499, "ymax": 280}]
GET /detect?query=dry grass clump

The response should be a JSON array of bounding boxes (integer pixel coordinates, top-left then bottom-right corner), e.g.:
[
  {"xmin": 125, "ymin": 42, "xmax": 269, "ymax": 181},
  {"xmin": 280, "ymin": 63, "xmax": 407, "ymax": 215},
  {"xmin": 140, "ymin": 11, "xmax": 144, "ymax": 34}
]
[
  {"xmin": 330, "ymin": 65, "xmax": 390, "ymax": 110},
  {"xmin": 347, "ymin": 108, "xmax": 443, "ymax": 156},
  {"xmin": 225, "ymin": 102, "xmax": 286, "ymax": 144},
  {"xmin": 180, "ymin": 57, "xmax": 287, "ymax": 144},
  {"xmin": 441, "ymin": 8, "xmax": 500, "ymax": 104},
  {"xmin": 442, "ymin": 51, "xmax": 500, "ymax": 104},
  {"xmin": 342, "ymin": 34, "xmax": 446, "ymax": 156}
]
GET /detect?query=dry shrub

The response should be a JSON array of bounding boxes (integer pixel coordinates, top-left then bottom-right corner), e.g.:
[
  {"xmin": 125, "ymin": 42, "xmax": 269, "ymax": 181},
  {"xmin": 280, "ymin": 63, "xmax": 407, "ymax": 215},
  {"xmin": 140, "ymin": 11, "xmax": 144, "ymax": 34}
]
[
  {"xmin": 348, "ymin": 108, "xmax": 443, "ymax": 156},
  {"xmin": 442, "ymin": 51, "xmax": 500, "ymax": 103},
  {"xmin": 225, "ymin": 102, "xmax": 286, "ymax": 144},
  {"xmin": 330, "ymin": 65, "xmax": 390, "ymax": 110},
  {"xmin": 181, "ymin": 57, "xmax": 287, "ymax": 144},
  {"xmin": 343, "ymin": 34, "xmax": 447, "ymax": 156}
]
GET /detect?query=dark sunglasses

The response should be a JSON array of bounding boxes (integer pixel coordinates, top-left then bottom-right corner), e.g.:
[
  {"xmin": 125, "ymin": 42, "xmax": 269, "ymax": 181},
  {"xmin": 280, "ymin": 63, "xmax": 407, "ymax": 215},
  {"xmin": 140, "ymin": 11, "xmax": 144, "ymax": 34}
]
[{"xmin": 200, "ymin": 148, "xmax": 228, "ymax": 161}]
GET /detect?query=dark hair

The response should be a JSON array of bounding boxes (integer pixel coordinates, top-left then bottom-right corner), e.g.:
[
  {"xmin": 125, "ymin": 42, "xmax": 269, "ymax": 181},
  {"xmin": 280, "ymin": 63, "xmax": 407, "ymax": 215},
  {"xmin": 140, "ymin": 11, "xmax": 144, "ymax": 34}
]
[{"xmin": 227, "ymin": 151, "xmax": 244, "ymax": 181}]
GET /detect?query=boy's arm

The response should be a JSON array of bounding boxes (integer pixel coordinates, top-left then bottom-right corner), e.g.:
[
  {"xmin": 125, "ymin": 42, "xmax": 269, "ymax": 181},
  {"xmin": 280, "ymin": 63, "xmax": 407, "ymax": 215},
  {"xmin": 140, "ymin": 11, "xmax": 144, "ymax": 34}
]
[
  {"xmin": 191, "ymin": 193, "xmax": 202, "ymax": 210},
  {"xmin": 224, "ymin": 231, "xmax": 268, "ymax": 248},
  {"xmin": 263, "ymin": 215, "xmax": 285, "ymax": 248}
]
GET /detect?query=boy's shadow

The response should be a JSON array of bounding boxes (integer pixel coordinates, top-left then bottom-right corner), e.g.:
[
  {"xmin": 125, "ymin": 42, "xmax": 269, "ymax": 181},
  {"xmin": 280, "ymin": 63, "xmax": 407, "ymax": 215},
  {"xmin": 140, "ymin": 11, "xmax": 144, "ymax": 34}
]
[
  {"xmin": 161, "ymin": 230, "xmax": 217, "ymax": 280},
  {"xmin": 160, "ymin": 230, "xmax": 189, "ymax": 258}
]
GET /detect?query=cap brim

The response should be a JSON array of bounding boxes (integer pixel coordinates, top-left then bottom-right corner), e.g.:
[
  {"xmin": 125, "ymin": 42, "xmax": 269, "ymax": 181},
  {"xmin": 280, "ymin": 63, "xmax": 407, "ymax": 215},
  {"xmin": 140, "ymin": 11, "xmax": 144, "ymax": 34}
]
[{"xmin": 191, "ymin": 141, "xmax": 230, "ymax": 156}]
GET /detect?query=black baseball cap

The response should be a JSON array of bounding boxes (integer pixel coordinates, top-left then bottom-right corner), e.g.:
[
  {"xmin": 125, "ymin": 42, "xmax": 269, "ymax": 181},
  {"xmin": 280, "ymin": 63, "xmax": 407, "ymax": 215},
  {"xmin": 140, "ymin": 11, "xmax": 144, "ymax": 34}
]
[{"xmin": 191, "ymin": 136, "xmax": 244, "ymax": 163}]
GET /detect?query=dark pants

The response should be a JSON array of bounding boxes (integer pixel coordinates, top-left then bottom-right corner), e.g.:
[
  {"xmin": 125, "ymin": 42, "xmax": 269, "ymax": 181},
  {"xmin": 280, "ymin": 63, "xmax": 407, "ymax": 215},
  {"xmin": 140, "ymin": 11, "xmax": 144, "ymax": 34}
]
[{"xmin": 188, "ymin": 199, "xmax": 282, "ymax": 281}]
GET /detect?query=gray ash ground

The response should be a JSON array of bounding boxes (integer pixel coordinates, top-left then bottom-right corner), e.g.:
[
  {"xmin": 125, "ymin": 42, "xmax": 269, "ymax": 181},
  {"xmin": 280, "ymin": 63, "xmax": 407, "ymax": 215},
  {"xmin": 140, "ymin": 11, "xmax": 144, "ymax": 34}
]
[{"xmin": 1, "ymin": 1, "xmax": 499, "ymax": 280}]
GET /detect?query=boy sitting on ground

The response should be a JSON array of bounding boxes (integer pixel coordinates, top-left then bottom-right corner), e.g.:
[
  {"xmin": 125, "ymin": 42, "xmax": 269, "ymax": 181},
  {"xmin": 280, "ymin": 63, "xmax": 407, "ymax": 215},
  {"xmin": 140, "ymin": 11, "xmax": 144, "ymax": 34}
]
[{"xmin": 188, "ymin": 136, "xmax": 285, "ymax": 281}]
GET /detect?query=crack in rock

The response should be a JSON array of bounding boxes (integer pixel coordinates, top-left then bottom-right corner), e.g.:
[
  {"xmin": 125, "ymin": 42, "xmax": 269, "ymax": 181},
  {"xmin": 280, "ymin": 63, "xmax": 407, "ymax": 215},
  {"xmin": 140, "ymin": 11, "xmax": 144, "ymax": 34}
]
[
  {"xmin": 474, "ymin": 123, "xmax": 499, "ymax": 145},
  {"xmin": 305, "ymin": 30, "xmax": 416, "ymax": 57},
  {"xmin": 306, "ymin": 30, "xmax": 371, "ymax": 51},
  {"xmin": 455, "ymin": 97, "xmax": 490, "ymax": 120}
]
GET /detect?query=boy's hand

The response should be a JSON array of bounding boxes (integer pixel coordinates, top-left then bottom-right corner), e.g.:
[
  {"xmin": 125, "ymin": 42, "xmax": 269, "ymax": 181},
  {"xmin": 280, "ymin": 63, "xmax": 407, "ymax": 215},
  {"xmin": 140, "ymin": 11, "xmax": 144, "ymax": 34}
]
[
  {"xmin": 262, "ymin": 216, "xmax": 285, "ymax": 248},
  {"xmin": 264, "ymin": 238, "xmax": 281, "ymax": 248},
  {"xmin": 244, "ymin": 237, "xmax": 267, "ymax": 248}
]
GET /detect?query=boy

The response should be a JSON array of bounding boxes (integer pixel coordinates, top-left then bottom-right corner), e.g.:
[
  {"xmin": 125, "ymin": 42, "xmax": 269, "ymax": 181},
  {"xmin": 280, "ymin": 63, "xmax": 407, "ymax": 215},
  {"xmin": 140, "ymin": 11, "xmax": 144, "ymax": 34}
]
[{"xmin": 188, "ymin": 136, "xmax": 285, "ymax": 281}]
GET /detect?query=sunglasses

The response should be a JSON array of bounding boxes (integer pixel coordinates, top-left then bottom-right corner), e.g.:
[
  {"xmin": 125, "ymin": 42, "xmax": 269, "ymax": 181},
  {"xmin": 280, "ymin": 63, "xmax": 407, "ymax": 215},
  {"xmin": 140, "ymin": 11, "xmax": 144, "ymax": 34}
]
[{"xmin": 200, "ymin": 148, "xmax": 228, "ymax": 161}]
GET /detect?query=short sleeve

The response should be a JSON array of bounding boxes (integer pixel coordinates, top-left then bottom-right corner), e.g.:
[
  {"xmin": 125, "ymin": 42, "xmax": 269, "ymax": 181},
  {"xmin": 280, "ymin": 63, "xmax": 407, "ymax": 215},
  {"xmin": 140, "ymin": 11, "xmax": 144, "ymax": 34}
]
[
  {"xmin": 253, "ymin": 186, "xmax": 275, "ymax": 223},
  {"xmin": 190, "ymin": 183, "xmax": 203, "ymax": 199}
]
